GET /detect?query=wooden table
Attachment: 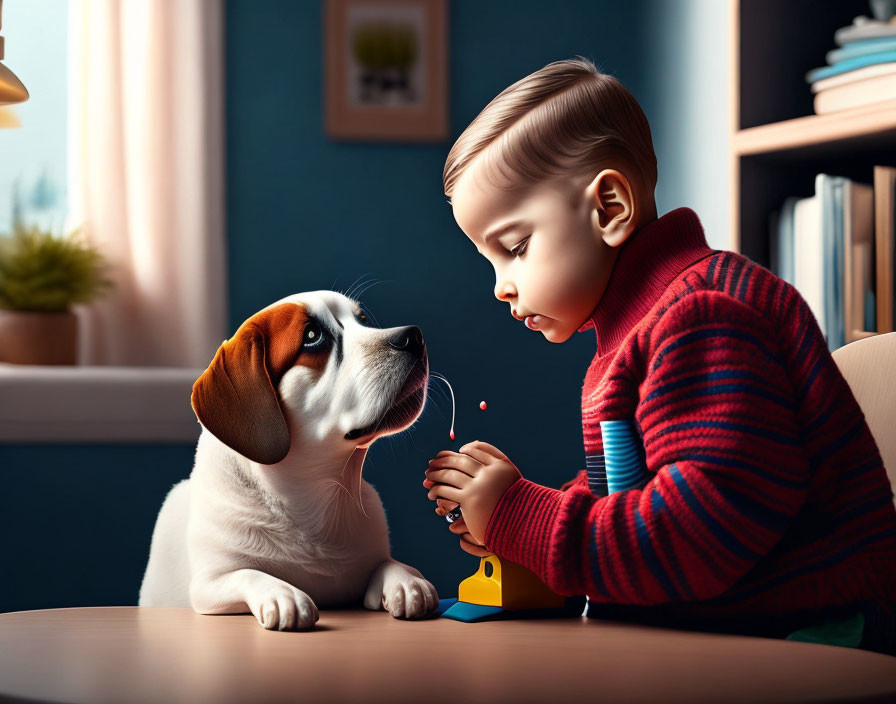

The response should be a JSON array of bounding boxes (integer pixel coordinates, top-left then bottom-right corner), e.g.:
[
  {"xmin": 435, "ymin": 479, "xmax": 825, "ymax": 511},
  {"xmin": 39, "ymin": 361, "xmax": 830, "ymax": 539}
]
[{"xmin": 1, "ymin": 607, "xmax": 895, "ymax": 703}]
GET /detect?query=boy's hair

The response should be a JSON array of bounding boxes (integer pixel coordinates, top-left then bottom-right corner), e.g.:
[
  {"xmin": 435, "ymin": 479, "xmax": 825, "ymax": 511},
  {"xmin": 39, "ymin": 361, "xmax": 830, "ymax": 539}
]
[{"xmin": 443, "ymin": 57, "xmax": 657, "ymax": 202}]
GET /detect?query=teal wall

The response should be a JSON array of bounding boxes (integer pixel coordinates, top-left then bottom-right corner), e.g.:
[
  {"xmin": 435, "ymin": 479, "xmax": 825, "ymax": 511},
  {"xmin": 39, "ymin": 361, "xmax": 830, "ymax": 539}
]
[
  {"xmin": 4, "ymin": 0, "xmax": 736, "ymax": 611},
  {"xmin": 0, "ymin": 444, "xmax": 196, "ymax": 612},
  {"xmin": 225, "ymin": 0, "xmax": 650, "ymax": 598}
]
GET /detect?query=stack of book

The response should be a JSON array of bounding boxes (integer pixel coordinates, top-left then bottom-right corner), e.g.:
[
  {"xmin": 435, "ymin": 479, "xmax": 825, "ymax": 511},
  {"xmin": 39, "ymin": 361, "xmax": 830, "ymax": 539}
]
[
  {"xmin": 806, "ymin": 11, "xmax": 896, "ymax": 114},
  {"xmin": 770, "ymin": 173, "xmax": 878, "ymax": 352}
]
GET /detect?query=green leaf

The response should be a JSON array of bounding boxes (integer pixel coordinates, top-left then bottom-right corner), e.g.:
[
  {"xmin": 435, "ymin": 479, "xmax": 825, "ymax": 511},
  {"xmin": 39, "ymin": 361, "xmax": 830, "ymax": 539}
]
[{"xmin": 0, "ymin": 224, "xmax": 116, "ymax": 312}]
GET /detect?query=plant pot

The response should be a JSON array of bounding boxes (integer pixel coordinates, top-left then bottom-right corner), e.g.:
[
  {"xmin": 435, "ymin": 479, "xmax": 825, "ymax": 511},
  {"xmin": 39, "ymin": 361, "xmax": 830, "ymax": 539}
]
[{"xmin": 0, "ymin": 309, "xmax": 78, "ymax": 365}]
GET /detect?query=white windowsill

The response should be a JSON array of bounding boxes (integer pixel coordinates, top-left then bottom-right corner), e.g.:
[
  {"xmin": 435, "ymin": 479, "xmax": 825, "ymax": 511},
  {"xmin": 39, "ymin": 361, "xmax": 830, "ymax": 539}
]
[{"xmin": 0, "ymin": 364, "xmax": 205, "ymax": 443}]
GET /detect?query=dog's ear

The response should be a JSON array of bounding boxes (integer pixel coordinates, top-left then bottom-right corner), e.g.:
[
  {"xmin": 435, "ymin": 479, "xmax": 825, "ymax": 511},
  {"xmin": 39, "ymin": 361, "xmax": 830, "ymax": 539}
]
[{"xmin": 191, "ymin": 303, "xmax": 309, "ymax": 465}]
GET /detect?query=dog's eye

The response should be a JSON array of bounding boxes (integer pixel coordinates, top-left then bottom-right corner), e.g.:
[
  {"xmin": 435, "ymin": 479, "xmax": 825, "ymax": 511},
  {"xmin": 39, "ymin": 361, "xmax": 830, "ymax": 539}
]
[
  {"xmin": 303, "ymin": 322, "xmax": 325, "ymax": 347},
  {"xmin": 357, "ymin": 312, "xmax": 369, "ymax": 326}
]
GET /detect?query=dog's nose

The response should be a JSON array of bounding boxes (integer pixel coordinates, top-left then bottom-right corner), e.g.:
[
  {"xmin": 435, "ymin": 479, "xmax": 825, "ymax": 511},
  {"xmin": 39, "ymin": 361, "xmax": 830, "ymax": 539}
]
[{"xmin": 388, "ymin": 326, "xmax": 425, "ymax": 359}]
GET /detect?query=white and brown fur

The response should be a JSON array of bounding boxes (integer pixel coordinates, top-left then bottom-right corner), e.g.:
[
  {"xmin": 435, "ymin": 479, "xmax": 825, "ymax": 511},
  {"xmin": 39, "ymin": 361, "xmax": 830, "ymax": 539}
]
[{"xmin": 138, "ymin": 291, "xmax": 438, "ymax": 630}]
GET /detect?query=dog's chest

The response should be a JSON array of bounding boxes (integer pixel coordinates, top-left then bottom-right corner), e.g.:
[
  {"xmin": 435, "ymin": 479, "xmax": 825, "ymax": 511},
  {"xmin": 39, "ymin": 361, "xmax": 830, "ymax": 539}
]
[{"xmin": 232, "ymin": 510, "xmax": 382, "ymax": 604}]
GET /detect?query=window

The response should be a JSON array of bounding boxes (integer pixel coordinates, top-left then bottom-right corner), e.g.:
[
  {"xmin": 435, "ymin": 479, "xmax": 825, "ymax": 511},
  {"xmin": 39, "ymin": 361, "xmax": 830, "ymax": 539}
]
[{"xmin": 0, "ymin": 0, "xmax": 69, "ymax": 235}]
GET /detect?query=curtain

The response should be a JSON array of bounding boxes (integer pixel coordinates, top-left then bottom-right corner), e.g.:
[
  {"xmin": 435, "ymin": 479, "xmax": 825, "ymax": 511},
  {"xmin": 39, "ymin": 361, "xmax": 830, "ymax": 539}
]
[{"xmin": 68, "ymin": 0, "xmax": 226, "ymax": 367}]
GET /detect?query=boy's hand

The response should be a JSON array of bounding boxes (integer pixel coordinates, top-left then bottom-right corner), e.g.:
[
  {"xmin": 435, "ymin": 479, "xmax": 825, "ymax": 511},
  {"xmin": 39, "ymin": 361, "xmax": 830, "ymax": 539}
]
[
  {"xmin": 434, "ymin": 501, "xmax": 491, "ymax": 558},
  {"xmin": 433, "ymin": 499, "xmax": 489, "ymax": 556},
  {"xmin": 423, "ymin": 440, "xmax": 521, "ymax": 545}
]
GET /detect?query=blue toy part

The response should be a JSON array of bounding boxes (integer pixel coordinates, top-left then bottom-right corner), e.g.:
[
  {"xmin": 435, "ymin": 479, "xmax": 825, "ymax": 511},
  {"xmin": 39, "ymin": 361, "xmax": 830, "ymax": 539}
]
[
  {"xmin": 435, "ymin": 598, "xmax": 458, "ymax": 616},
  {"xmin": 438, "ymin": 597, "xmax": 587, "ymax": 623},
  {"xmin": 438, "ymin": 419, "xmax": 647, "ymax": 623},
  {"xmin": 600, "ymin": 419, "xmax": 649, "ymax": 494},
  {"xmin": 440, "ymin": 599, "xmax": 506, "ymax": 622}
]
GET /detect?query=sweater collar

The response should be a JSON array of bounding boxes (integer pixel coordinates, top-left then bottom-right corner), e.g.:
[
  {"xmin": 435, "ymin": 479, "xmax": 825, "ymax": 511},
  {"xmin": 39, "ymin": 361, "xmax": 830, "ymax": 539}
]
[{"xmin": 577, "ymin": 207, "xmax": 715, "ymax": 356}]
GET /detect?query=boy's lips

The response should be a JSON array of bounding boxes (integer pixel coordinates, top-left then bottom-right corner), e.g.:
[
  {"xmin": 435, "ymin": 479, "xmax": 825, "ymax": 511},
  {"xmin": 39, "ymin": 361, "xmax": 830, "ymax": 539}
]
[
  {"xmin": 512, "ymin": 308, "xmax": 544, "ymax": 331},
  {"xmin": 524, "ymin": 315, "xmax": 542, "ymax": 330}
]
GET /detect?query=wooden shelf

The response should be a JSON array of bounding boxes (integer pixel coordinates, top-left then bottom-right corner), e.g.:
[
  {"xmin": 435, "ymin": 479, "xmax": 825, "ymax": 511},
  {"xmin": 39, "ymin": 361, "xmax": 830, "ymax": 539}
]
[
  {"xmin": 734, "ymin": 100, "xmax": 896, "ymax": 158},
  {"xmin": 729, "ymin": 0, "xmax": 895, "ymax": 335}
]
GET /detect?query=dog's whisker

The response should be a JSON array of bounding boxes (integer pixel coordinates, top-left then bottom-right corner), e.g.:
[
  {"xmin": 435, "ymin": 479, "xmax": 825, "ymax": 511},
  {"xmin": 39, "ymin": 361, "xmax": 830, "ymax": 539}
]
[
  {"xmin": 345, "ymin": 273, "xmax": 376, "ymax": 302},
  {"xmin": 323, "ymin": 478, "xmax": 366, "ymax": 529},
  {"xmin": 356, "ymin": 458, "xmax": 370, "ymax": 519},
  {"xmin": 425, "ymin": 379, "xmax": 451, "ymax": 411},
  {"xmin": 429, "ymin": 371, "xmax": 456, "ymax": 440},
  {"xmin": 355, "ymin": 277, "xmax": 395, "ymax": 304},
  {"xmin": 325, "ymin": 477, "xmax": 354, "ymax": 501},
  {"xmin": 358, "ymin": 301, "xmax": 383, "ymax": 328},
  {"xmin": 343, "ymin": 274, "xmax": 365, "ymax": 301},
  {"xmin": 353, "ymin": 278, "xmax": 386, "ymax": 300},
  {"xmin": 403, "ymin": 418, "xmax": 423, "ymax": 456},
  {"xmin": 338, "ymin": 448, "xmax": 357, "ymax": 486},
  {"xmin": 366, "ymin": 310, "xmax": 382, "ymax": 328},
  {"xmin": 334, "ymin": 445, "xmax": 371, "ymax": 519}
]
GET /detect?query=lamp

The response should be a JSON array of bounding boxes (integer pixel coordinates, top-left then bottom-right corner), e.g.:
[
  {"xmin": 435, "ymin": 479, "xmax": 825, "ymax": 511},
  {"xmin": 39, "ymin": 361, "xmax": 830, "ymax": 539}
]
[
  {"xmin": 0, "ymin": 106, "xmax": 19, "ymax": 126},
  {"xmin": 0, "ymin": 0, "xmax": 29, "ymax": 106}
]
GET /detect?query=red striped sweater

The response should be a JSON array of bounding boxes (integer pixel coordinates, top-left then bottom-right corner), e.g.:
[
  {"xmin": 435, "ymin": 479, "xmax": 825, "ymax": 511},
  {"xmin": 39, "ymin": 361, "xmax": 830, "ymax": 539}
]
[{"xmin": 484, "ymin": 207, "xmax": 896, "ymax": 651}]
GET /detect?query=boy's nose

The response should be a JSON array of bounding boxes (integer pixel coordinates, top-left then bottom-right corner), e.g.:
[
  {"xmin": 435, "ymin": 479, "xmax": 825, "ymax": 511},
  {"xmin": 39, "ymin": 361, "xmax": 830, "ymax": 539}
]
[{"xmin": 494, "ymin": 280, "xmax": 516, "ymax": 301}]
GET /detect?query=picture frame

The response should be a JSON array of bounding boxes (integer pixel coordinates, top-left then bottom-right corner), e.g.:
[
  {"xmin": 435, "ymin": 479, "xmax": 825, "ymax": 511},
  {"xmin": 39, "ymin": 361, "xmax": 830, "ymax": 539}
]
[{"xmin": 324, "ymin": 0, "xmax": 449, "ymax": 141}]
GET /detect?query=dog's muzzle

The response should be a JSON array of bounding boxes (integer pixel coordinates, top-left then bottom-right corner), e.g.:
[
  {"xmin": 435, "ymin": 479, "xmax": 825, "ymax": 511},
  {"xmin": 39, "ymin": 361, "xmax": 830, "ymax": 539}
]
[{"xmin": 345, "ymin": 326, "xmax": 428, "ymax": 441}]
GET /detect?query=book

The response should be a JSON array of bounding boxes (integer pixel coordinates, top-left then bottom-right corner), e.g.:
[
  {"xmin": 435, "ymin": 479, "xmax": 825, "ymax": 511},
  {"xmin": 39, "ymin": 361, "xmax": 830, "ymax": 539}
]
[
  {"xmin": 835, "ymin": 16, "xmax": 896, "ymax": 45},
  {"xmin": 770, "ymin": 197, "xmax": 798, "ymax": 285},
  {"xmin": 822, "ymin": 175, "xmax": 846, "ymax": 350},
  {"xmin": 793, "ymin": 178, "xmax": 826, "ymax": 342},
  {"xmin": 814, "ymin": 71, "xmax": 896, "ymax": 114},
  {"xmin": 875, "ymin": 166, "xmax": 896, "ymax": 333},
  {"xmin": 773, "ymin": 175, "xmax": 879, "ymax": 351},
  {"xmin": 843, "ymin": 181, "xmax": 875, "ymax": 342},
  {"xmin": 805, "ymin": 50, "xmax": 896, "ymax": 83},
  {"xmin": 811, "ymin": 61, "xmax": 896, "ymax": 93},
  {"xmin": 827, "ymin": 37, "xmax": 896, "ymax": 65}
]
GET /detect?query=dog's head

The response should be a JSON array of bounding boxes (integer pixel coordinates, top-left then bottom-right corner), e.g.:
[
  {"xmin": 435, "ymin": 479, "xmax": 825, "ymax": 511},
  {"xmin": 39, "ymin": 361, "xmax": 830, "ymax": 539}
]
[{"xmin": 191, "ymin": 291, "xmax": 428, "ymax": 464}]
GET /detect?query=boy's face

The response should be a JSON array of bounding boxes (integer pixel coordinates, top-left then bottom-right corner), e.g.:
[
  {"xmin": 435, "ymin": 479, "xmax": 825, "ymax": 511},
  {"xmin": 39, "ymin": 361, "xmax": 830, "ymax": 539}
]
[{"xmin": 451, "ymin": 159, "xmax": 626, "ymax": 343}]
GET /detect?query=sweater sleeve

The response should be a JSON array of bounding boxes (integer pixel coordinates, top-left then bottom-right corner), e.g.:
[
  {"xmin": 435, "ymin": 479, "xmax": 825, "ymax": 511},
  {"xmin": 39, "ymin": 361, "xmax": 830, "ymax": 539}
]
[{"xmin": 485, "ymin": 291, "xmax": 811, "ymax": 604}]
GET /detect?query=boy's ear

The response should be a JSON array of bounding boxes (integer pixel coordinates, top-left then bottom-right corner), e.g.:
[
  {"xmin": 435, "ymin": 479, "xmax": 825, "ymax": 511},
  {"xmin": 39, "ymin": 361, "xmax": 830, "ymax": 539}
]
[{"xmin": 586, "ymin": 169, "xmax": 637, "ymax": 247}]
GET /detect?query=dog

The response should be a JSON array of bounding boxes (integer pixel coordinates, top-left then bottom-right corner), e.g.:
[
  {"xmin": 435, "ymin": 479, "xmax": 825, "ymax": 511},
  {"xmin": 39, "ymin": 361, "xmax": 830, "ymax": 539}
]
[{"xmin": 138, "ymin": 291, "xmax": 438, "ymax": 630}]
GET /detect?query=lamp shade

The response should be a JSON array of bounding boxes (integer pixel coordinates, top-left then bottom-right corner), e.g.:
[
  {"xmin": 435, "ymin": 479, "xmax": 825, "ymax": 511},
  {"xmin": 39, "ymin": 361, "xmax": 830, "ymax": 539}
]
[
  {"xmin": 0, "ymin": 58, "xmax": 28, "ymax": 105},
  {"xmin": 0, "ymin": 0, "xmax": 29, "ymax": 106}
]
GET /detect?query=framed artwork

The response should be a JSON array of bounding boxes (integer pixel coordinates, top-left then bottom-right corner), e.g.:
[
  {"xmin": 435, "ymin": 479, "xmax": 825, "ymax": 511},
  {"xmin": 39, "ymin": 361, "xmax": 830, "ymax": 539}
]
[{"xmin": 324, "ymin": 0, "xmax": 449, "ymax": 141}]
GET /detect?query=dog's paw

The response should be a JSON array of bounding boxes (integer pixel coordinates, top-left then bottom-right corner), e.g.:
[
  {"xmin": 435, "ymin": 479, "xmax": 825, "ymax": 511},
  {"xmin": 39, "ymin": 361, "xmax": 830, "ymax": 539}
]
[
  {"xmin": 246, "ymin": 583, "xmax": 319, "ymax": 631},
  {"xmin": 381, "ymin": 575, "xmax": 439, "ymax": 619},
  {"xmin": 364, "ymin": 560, "xmax": 439, "ymax": 619}
]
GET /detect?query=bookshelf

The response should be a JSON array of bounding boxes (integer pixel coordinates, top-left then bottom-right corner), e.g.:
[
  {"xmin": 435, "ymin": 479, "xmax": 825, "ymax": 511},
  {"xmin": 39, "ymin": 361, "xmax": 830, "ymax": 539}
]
[{"xmin": 729, "ymin": 0, "xmax": 895, "ymax": 339}]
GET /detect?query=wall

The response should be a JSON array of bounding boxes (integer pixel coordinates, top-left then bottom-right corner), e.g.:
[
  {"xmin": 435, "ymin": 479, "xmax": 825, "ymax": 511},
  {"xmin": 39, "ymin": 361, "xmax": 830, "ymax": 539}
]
[
  {"xmin": 225, "ymin": 0, "xmax": 651, "ymax": 596},
  {"xmin": 0, "ymin": 444, "xmax": 196, "ymax": 612},
  {"xmin": 1, "ymin": 0, "xmax": 732, "ymax": 611},
  {"xmin": 642, "ymin": 0, "xmax": 730, "ymax": 248}
]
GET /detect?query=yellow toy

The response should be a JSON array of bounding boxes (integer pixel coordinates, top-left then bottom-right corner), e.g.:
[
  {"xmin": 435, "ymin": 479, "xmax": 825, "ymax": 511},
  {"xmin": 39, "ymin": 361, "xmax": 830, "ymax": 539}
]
[
  {"xmin": 458, "ymin": 554, "xmax": 565, "ymax": 609},
  {"xmin": 441, "ymin": 550, "xmax": 569, "ymax": 622}
]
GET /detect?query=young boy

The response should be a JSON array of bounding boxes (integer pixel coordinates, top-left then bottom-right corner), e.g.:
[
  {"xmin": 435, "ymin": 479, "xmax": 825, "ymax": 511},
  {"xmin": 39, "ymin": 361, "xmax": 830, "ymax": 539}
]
[{"xmin": 423, "ymin": 57, "xmax": 896, "ymax": 654}]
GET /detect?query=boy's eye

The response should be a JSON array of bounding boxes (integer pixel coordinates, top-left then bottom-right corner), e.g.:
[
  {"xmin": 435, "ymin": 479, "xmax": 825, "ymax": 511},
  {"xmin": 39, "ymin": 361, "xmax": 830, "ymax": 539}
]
[{"xmin": 510, "ymin": 237, "xmax": 530, "ymax": 257}]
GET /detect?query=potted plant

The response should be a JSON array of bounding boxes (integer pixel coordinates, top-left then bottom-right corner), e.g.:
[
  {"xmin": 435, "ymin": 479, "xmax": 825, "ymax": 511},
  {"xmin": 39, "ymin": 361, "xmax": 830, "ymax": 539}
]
[{"xmin": 0, "ymin": 224, "xmax": 114, "ymax": 365}]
